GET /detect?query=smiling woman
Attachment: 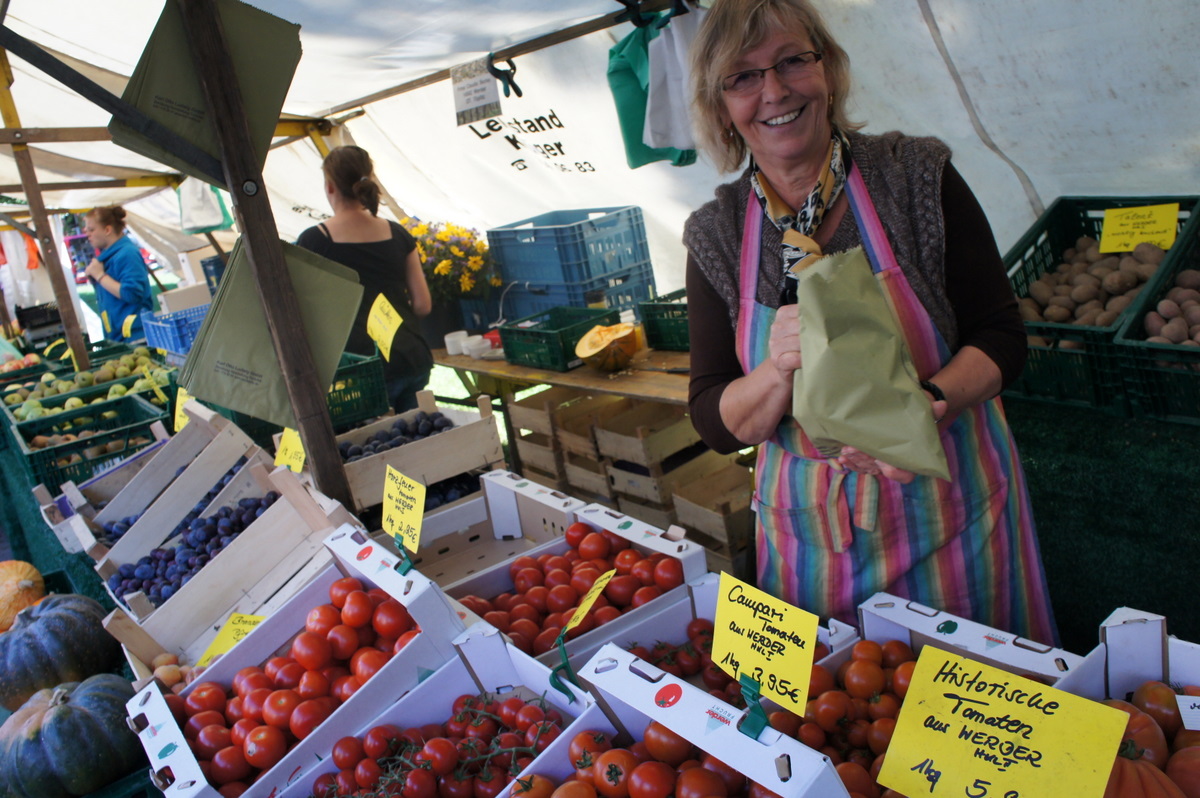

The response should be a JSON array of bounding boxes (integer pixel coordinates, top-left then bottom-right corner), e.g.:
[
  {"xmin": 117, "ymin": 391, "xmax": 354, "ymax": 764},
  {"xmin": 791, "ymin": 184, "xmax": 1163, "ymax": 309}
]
[{"xmin": 680, "ymin": 0, "xmax": 1059, "ymax": 646}]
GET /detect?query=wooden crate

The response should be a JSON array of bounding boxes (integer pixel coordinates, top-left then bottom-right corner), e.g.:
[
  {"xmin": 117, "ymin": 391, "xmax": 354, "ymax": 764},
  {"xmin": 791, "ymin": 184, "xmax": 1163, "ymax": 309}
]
[
  {"xmin": 607, "ymin": 446, "xmax": 738, "ymax": 505},
  {"xmin": 101, "ymin": 467, "xmax": 358, "ymax": 673},
  {"xmin": 338, "ymin": 391, "xmax": 505, "ymax": 511},
  {"xmin": 672, "ymin": 461, "xmax": 754, "ymax": 557},
  {"xmin": 520, "ymin": 463, "xmax": 569, "ymax": 492},
  {"xmin": 514, "ymin": 429, "xmax": 565, "ymax": 478},
  {"xmin": 616, "ymin": 493, "xmax": 677, "ymax": 531},
  {"xmin": 555, "ymin": 394, "xmax": 634, "ymax": 458},
  {"xmin": 564, "ymin": 451, "xmax": 615, "ymax": 499},
  {"xmin": 507, "ymin": 385, "xmax": 583, "ymax": 437},
  {"xmin": 594, "ymin": 401, "xmax": 701, "ymax": 467}
]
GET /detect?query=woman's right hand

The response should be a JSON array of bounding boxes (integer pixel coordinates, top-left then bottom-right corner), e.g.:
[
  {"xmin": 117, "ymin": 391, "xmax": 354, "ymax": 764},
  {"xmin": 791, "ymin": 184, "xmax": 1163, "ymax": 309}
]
[{"xmin": 768, "ymin": 303, "xmax": 802, "ymax": 382}]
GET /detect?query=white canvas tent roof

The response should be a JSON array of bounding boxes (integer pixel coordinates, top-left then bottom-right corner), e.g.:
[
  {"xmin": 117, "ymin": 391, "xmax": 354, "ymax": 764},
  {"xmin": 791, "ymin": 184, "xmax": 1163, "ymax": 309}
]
[{"xmin": 0, "ymin": 0, "xmax": 1197, "ymax": 306}]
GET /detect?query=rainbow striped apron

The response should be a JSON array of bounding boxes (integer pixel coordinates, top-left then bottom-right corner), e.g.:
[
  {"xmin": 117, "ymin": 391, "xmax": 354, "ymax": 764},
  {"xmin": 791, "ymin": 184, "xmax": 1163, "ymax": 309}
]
[{"xmin": 738, "ymin": 164, "xmax": 1059, "ymax": 645}]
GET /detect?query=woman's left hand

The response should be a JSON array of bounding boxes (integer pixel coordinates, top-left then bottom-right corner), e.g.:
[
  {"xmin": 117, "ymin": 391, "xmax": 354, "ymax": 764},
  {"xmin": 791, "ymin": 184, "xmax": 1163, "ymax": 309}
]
[
  {"xmin": 84, "ymin": 258, "xmax": 105, "ymax": 280},
  {"xmin": 836, "ymin": 446, "xmax": 916, "ymax": 484}
]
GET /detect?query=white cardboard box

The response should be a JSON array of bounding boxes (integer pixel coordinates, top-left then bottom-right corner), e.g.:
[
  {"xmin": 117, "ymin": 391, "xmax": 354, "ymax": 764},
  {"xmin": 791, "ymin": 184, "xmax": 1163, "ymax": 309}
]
[
  {"xmin": 157, "ymin": 284, "xmax": 212, "ymax": 313},
  {"xmin": 579, "ymin": 643, "xmax": 849, "ymax": 798},
  {"xmin": 1054, "ymin": 607, "xmax": 1200, "ymax": 702},
  {"xmin": 835, "ymin": 592, "xmax": 1088, "ymax": 687},
  {"xmin": 277, "ymin": 623, "xmax": 599, "ymax": 798},
  {"xmin": 127, "ymin": 523, "xmax": 468, "ymax": 798}
]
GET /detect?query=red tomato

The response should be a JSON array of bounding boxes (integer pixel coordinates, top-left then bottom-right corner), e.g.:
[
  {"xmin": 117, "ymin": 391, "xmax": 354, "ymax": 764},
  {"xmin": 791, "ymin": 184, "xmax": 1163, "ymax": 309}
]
[
  {"xmin": 307, "ymin": 604, "xmax": 342, "ymax": 636},
  {"xmin": 813, "ymin": 690, "xmax": 854, "ymax": 733},
  {"xmin": 867, "ymin": 717, "xmax": 896, "ymax": 755},
  {"xmin": 613, "ymin": 548, "xmax": 641, "ymax": 575},
  {"xmin": 509, "ymin": 602, "xmax": 542, "ymax": 625},
  {"xmin": 404, "ymin": 766, "xmax": 438, "ymax": 798},
  {"xmin": 184, "ymin": 710, "xmax": 226, "ymax": 741},
  {"xmin": 297, "ymin": 670, "xmax": 331, "ymax": 701},
  {"xmin": 292, "ymin": 631, "xmax": 334, "ymax": 671},
  {"xmin": 194, "ymin": 724, "xmax": 232, "ymax": 759},
  {"xmin": 594, "ymin": 605, "xmax": 622, "ymax": 626},
  {"xmin": 686, "ymin": 618, "xmax": 715, "ymax": 639},
  {"xmin": 230, "ymin": 718, "xmax": 258, "ymax": 748},
  {"xmin": 546, "ymin": 584, "xmax": 580, "ymax": 614},
  {"xmin": 1132, "ymin": 680, "xmax": 1184, "ymax": 740},
  {"xmin": 263, "ymin": 656, "xmax": 294, "ymax": 683},
  {"xmin": 232, "ymin": 667, "xmax": 263, "ymax": 697},
  {"xmin": 312, "ymin": 772, "xmax": 338, "ymax": 798},
  {"xmin": 642, "ymin": 721, "xmax": 692, "ymax": 766},
  {"xmin": 600, "ymin": 530, "xmax": 631, "ymax": 554},
  {"xmin": 217, "ymin": 783, "xmax": 248, "ymax": 798},
  {"xmin": 603, "ymin": 575, "xmax": 640, "ymax": 608},
  {"xmin": 652, "ymin": 558, "xmax": 684, "ymax": 591},
  {"xmin": 341, "ymin": 591, "xmax": 375, "ymax": 628},
  {"xmin": 224, "ymin": 697, "xmax": 245, "ymax": 724},
  {"xmin": 891, "ymin": 661, "xmax": 915, "ymax": 700},
  {"xmin": 395, "ymin": 629, "xmax": 421, "ymax": 654},
  {"xmin": 850, "ymin": 640, "xmax": 884, "ymax": 665},
  {"xmin": 569, "ymin": 730, "xmax": 613, "ymax": 769},
  {"xmin": 241, "ymin": 688, "xmax": 271, "ymax": 724},
  {"xmin": 513, "ymin": 567, "xmax": 546, "ymax": 593},
  {"xmin": 592, "ymin": 749, "xmax": 640, "ymax": 798},
  {"xmin": 564, "ymin": 522, "xmax": 594, "ymax": 549},
  {"xmin": 482, "ymin": 610, "xmax": 511, "ymax": 631},
  {"xmin": 508, "ymin": 618, "xmax": 541, "ymax": 643},
  {"xmin": 272, "ymin": 660, "xmax": 306, "ymax": 690},
  {"xmin": 514, "ymin": 703, "xmax": 545, "ymax": 733},
  {"xmin": 373, "ymin": 599, "xmax": 415, "ymax": 639},
  {"xmin": 329, "ymin": 577, "xmax": 364, "ymax": 608},
  {"xmin": 327, "ymin": 624, "xmax": 360, "ymax": 661},
  {"xmin": 355, "ymin": 758, "xmax": 384, "ymax": 790},
  {"xmin": 331, "ymin": 675, "xmax": 361, "ymax": 703},
  {"xmin": 508, "ymin": 556, "xmax": 540, "ymax": 580},
  {"xmin": 351, "ymin": 647, "xmax": 390, "ymax": 682},
  {"xmin": 704, "ymin": 753, "xmax": 749, "ymax": 793},
  {"xmin": 334, "ymin": 769, "xmax": 359, "ymax": 797},
  {"xmin": 525, "ymin": 720, "xmax": 562, "ymax": 753},
  {"xmin": 630, "ymin": 586, "xmax": 662, "ymax": 608},
  {"xmin": 360, "ymin": 723, "xmax": 401, "ymax": 759},
  {"xmin": 880, "ymin": 639, "xmax": 915, "ymax": 668},
  {"xmin": 440, "ymin": 773, "xmax": 476, "ymax": 798},
  {"xmin": 185, "ymin": 682, "xmax": 228, "ymax": 717},
  {"xmin": 543, "ymin": 568, "xmax": 572, "ymax": 589},
  {"xmin": 675, "ymin": 767, "xmax": 727, "ymax": 798},
  {"xmin": 570, "ymin": 568, "xmax": 602, "ymax": 595},
  {"xmin": 291, "ymin": 697, "xmax": 337, "ymax": 740},
  {"xmin": 236, "ymin": 671, "xmax": 272, "ymax": 698},
  {"xmin": 163, "ymin": 692, "xmax": 187, "ymax": 725},
  {"xmin": 209, "ymin": 746, "xmax": 252, "ymax": 785},
  {"xmin": 577, "ymin": 533, "xmax": 611, "ymax": 561},
  {"xmin": 261, "ymin": 689, "xmax": 302, "ymax": 729},
  {"xmin": 421, "ymin": 737, "xmax": 460, "ymax": 776},
  {"xmin": 533, "ymin": 626, "xmax": 561, "ymax": 655},
  {"xmin": 843, "ymin": 660, "xmax": 885, "ymax": 700},
  {"xmin": 244, "ymin": 724, "xmax": 287, "ymax": 770},
  {"xmin": 629, "ymin": 559, "xmax": 656, "ymax": 587},
  {"xmin": 332, "ymin": 735, "xmax": 366, "ymax": 770}
]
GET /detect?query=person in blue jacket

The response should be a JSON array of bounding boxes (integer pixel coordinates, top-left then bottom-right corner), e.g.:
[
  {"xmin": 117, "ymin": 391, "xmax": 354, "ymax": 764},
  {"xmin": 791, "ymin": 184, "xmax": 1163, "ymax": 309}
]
[{"xmin": 83, "ymin": 204, "xmax": 153, "ymax": 341}]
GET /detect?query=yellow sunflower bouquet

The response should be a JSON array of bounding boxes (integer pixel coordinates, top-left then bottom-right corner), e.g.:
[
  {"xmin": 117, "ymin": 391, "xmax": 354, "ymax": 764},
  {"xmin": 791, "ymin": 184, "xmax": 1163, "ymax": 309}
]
[{"xmin": 405, "ymin": 218, "xmax": 501, "ymax": 305}]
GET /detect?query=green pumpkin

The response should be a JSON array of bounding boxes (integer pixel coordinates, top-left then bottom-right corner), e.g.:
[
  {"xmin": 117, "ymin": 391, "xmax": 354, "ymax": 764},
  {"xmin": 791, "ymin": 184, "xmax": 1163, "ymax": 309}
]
[
  {"xmin": 0, "ymin": 674, "xmax": 146, "ymax": 798},
  {"xmin": 0, "ymin": 594, "xmax": 122, "ymax": 711}
]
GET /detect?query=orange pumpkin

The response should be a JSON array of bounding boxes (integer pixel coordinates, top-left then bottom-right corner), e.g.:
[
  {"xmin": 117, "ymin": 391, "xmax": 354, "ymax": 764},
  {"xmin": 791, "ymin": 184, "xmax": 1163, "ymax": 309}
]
[
  {"xmin": 0, "ymin": 561, "xmax": 44, "ymax": 632},
  {"xmin": 575, "ymin": 323, "xmax": 638, "ymax": 372},
  {"xmin": 1105, "ymin": 756, "xmax": 1187, "ymax": 798}
]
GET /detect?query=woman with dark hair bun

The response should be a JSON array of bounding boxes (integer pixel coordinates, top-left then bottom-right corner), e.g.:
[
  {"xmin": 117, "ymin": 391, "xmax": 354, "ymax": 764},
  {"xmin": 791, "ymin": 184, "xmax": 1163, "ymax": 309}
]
[
  {"xmin": 83, "ymin": 204, "xmax": 153, "ymax": 341},
  {"xmin": 296, "ymin": 146, "xmax": 434, "ymax": 412}
]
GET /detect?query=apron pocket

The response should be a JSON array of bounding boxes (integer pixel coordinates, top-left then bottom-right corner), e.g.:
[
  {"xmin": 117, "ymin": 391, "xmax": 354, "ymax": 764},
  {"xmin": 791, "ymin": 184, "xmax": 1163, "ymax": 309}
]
[{"xmin": 754, "ymin": 493, "xmax": 854, "ymax": 553}]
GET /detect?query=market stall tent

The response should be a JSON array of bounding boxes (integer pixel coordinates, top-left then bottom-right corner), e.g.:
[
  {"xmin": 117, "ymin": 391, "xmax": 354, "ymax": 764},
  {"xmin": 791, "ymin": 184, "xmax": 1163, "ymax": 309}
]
[{"xmin": 0, "ymin": 0, "xmax": 1197, "ymax": 306}]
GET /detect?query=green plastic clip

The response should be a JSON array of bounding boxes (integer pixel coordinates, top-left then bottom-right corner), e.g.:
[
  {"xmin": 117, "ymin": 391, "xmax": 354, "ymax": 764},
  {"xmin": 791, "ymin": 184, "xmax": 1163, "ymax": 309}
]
[
  {"xmin": 393, "ymin": 547, "xmax": 415, "ymax": 576},
  {"xmin": 547, "ymin": 630, "xmax": 580, "ymax": 703},
  {"xmin": 737, "ymin": 674, "xmax": 769, "ymax": 740}
]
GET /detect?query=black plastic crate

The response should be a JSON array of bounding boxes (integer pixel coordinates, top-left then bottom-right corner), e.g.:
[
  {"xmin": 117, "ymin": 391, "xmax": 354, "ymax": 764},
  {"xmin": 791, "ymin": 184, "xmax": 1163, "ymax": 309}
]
[
  {"xmin": 499, "ymin": 306, "xmax": 619, "ymax": 372},
  {"xmin": 639, "ymin": 288, "xmax": 689, "ymax": 350},
  {"xmin": 1003, "ymin": 195, "xmax": 1200, "ymax": 415},
  {"xmin": 15, "ymin": 302, "xmax": 61, "ymax": 329}
]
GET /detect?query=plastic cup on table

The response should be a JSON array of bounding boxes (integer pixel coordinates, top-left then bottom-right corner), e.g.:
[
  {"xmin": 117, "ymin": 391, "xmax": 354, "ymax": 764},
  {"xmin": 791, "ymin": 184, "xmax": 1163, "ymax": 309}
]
[{"xmin": 444, "ymin": 330, "xmax": 468, "ymax": 355}]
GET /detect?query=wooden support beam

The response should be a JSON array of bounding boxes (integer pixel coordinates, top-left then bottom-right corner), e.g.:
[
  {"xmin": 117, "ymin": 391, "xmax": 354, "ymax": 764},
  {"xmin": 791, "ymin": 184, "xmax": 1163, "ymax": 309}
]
[
  {"xmin": 0, "ymin": 50, "xmax": 89, "ymax": 370},
  {"xmin": 0, "ymin": 174, "xmax": 181, "ymax": 193},
  {"xmin": 0, "ymin": 282, "xmax": 15, "ymax": 338},
  {"xmin": 176, "ymin": 0, "xmax": 352, "ymax": 509},
  {"xmin": 0, "ymin": 126, "xmax": 110, "ymax": 144}
]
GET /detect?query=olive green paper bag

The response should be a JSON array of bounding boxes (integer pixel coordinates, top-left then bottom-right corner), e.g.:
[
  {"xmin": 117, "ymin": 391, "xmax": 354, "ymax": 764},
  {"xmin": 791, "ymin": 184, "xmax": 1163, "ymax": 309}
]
[{"xmin": 791, "ymin": 246, "xmax": 950, "ymax": 480}]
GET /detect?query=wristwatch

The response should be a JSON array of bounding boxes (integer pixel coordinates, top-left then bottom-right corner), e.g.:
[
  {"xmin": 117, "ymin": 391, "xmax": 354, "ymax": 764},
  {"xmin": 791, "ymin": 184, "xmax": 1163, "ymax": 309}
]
[{"xmin": 919, "ymin": 380, "xmax": 946, "ymax": 403}]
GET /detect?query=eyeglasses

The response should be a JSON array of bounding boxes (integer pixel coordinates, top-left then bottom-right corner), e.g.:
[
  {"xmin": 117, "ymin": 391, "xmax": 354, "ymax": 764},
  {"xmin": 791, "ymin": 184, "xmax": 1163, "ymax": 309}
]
[{"xmin": 721, "ymin": 51, "xmax": 823, "ymax": 94}]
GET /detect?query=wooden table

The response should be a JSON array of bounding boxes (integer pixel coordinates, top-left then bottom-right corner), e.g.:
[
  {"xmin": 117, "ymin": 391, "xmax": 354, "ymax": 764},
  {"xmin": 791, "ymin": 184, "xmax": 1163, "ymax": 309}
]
[{"xmin": 433, "ymin": 347, "xmax": 691, "ymax": 472}]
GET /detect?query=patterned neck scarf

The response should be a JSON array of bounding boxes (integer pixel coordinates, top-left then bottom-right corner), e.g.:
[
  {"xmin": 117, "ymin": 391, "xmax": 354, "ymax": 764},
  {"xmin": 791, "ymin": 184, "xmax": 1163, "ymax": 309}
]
[{"xmin": 751, "ymin": 132, "xmax": 849, "ymax": 284}]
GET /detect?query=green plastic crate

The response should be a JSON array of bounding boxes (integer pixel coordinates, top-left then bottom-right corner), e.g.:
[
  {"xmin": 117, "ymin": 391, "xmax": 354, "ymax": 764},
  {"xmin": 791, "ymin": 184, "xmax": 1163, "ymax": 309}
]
[
  {"xmin": 638, "ymin": 288, "xmax": 689, "ymax": 350},
  {"xmin": 327, "ymin": 352, "xmax": 388, "ymax": 430},
  {"xmin": 3, "ymin": 369, "xmax": 176, "ymax": 426},
  {"xmin": 13, "ymin": 394, "xmax": 166, "ymax": 490},
  {"xmin": 1115, "ymin": 208, "xmax": 1200, "ymax": 425},
  {"xmin": 1003, "ymin": 195, "xmax": 1200, "ymax": 415},
  {"xmin": 499, "ymin": 306, "xmax": 619, "ymax": 372}
]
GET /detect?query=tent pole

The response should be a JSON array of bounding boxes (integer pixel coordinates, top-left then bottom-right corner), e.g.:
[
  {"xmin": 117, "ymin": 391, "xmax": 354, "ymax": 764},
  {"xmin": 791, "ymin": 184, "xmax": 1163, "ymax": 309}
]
[
  {"xmin": 175, "ymin": 0, "xmax": 353, "ymax": 509},
  {"xmin": 0, "ymin": 50, "xmax": 90, "ymax": 370}
]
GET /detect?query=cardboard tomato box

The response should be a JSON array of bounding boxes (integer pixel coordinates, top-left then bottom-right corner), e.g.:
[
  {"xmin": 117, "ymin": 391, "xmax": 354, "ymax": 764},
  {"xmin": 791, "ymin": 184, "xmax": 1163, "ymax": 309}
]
[
  {"xmin": 445, "ymin": 500, "xmax": 709, "ymax": 669},
  {"xmin": 552, "ymin": 571, "xmax": 858, "ymax": 673},
  {"xmin": 126, "ymin": 523, "xmax": 468, "ymax": 798},
  {"xmin": 276, "ymin": 623, "xmax": 602, "ymax": 798},
  {"xmin": 826, "ymin": 592, "xmax": 1089, "ymax": 687},
  {"xmin": 579, "ymin": 643, "xmax": 849, "ymax": 798},
  {"xmin": 402, "ymin": 469, "xmax": 586, "ymax": 586},
  {"xmin": 1054, "ymin": 607, "xmax": 1200, "ymax": 702}
]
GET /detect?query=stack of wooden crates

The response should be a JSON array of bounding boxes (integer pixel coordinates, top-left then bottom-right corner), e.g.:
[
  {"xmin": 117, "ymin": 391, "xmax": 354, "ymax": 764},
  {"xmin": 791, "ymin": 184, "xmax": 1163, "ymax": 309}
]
[{"xmin": 507, "ymin": 386, "xmax": 755, "ymax": 579}]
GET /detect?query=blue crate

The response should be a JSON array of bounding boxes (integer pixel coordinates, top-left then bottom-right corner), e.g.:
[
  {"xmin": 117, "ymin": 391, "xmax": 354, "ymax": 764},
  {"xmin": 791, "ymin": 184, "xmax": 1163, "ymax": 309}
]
[
  {"xmin": 201, "ymin": 255, "xmax": 225, "ymax": 294},
  {"xmin": 140, "ymin": 304, "xmax": 209, "ymax": 355},
  {"xmin": 488, "ymin": 207, "xmax": 650, "ymax": 286},
  {"xmin": 497, "ymin": 261, "xmax": 656, "ymax": 322}
]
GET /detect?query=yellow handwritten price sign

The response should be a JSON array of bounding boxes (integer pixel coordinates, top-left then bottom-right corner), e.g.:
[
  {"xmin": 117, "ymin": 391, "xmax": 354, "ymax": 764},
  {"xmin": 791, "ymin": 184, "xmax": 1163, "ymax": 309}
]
[
  {"xmin": 712, "ymin": 572, "xmax": 818, "ymax": 713},
  {"xmin": 878, "ymin": 647, "xmax": 1127, "ymax": 798},
  {"xmin": 382, "ymin": 465, "xmax": 425, "ymax": 553},
  {"xmin": 366, "ymin": 293, "xmax": 403, "ymax": 362},
  {"xmin": 1099, "ymin": 203, "xmax": 1179, "ymax": 253},
  {"xmin": 564, "ymin": 569, "xmax": 616, "ymax": 633},
  {"xmin": 174, "ymin": 387, "xmax": 193, "ymax": 432},
  {"xmin": 195, "ymin": 613, "xmax": 264, "ymax": 667},
  {"xmin": 274, "ymin": 427, "xmax": 306, "ymax": 473}
]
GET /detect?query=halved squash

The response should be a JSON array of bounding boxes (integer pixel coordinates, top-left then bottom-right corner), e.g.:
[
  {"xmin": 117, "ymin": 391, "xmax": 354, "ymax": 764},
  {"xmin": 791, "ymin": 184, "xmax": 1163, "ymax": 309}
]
[
  {"xmin": 576, "ymin": 323, "xmax": 638, "ymax": 372},
  {"xmin": 0, "ymin": 562, "xmax": 43, "ymax": 633}
]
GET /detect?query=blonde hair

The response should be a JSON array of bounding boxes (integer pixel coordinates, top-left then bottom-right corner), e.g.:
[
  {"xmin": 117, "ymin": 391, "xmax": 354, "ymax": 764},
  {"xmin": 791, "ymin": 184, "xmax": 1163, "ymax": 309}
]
[{"xmin": 690, "ymin": 0, "xmax": 861, "ymax": 173}]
